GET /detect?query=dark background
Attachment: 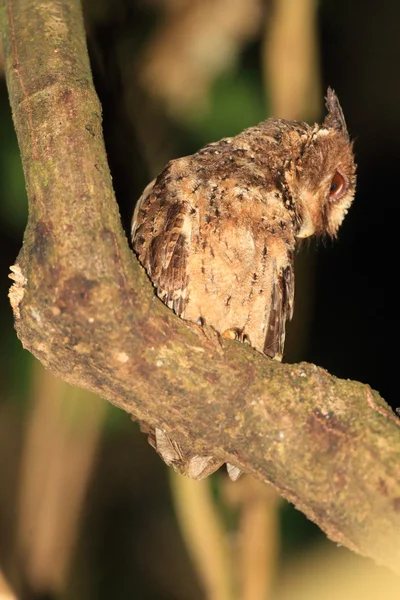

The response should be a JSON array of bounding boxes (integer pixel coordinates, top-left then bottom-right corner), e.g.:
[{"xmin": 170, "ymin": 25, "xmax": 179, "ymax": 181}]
[{"xmin": 0, "ymin": 0, "xmax": 399, "ymax": 598}]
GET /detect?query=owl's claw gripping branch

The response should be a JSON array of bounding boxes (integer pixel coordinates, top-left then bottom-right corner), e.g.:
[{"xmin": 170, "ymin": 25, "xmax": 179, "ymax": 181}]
[{"xmin": 3, "ymin": 0, "xmax": 400, "ymax": 577}]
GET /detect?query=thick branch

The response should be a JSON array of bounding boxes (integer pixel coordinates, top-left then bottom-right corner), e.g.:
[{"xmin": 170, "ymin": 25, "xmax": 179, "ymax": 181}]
[{"xmin": 2, "ymin": 0, "xmax": 400, "ymax": 575}]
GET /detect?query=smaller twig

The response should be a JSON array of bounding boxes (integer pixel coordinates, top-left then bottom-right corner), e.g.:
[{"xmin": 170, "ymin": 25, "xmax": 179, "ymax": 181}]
[
  {"xmin": 223, "ymin": 476, "xmax": 281, "ymax": 600},
  {"xmin": 170, "ymin": 472, "xmax": 233, "ymax": 600}
]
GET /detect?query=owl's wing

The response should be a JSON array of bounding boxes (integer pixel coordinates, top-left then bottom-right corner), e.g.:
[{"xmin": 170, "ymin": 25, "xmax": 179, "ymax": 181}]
[
  {"xmin": 132, "ymin": 179, "xmax": 192, "ymax": 317},
  {"xmin": 263, "ymin": 264, "xmax": 294, "ymax": 361}
]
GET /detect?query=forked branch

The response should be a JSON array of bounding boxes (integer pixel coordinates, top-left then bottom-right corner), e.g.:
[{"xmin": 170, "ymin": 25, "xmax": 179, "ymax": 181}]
[{"xmin": 2, "ymin": 0, "xmax": 400, "ymax": 575}]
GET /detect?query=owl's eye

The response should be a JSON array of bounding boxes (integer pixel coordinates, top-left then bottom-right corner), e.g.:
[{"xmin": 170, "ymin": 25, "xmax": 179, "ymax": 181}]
[{"xmin": 329, "ymin": 170, "xmax": 347, "ymax": 200}]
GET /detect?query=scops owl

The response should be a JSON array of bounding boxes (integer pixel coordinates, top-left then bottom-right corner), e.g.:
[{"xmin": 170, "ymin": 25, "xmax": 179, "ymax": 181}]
[{"xmin": 132, "ymin": 88, "xmax": 356, "ymax": 479}]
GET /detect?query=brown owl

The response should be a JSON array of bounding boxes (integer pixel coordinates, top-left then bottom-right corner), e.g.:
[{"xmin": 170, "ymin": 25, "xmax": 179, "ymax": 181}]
[{"xmin": 132, "ymin": 88, "xmax": 356, "ymax": 479}]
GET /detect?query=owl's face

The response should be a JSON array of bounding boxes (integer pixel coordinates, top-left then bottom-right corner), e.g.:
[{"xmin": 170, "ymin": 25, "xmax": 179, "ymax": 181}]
[{"xmin": 281, "ymin": 90, "xmax": 356, "ymax": 240}]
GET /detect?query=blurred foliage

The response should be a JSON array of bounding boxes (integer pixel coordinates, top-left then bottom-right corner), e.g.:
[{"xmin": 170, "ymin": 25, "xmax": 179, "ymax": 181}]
[
  {"xmin": 1, "ymin": 0, "xmax": 400, "ymax": 598},
  {"xmin": 0, "ymin": 83, "xmax": 32, "ymax": 406},
  {"xmin": 0, "ymin": 91, "xmax": 27, "ymax": 233},
  {"xmin": 184, "ymin": 65, "xmax": 266, "ymax": 145}
]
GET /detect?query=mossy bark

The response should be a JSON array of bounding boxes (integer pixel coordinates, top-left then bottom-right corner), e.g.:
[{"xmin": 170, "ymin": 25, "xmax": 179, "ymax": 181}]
[{"xmin": 2, "ymin": 0, "xmax": 400, "ymax": 575}]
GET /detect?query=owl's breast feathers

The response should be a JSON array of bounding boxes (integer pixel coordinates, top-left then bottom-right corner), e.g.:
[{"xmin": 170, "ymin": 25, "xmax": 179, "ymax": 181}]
[{"xmin": 132, "ymin": 146, "xmax": 296, "ymax": 360}]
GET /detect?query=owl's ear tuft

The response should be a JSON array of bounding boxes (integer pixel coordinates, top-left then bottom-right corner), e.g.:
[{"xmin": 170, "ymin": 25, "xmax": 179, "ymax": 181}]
[{"xmin": 323, "ymin": 88, "xmax": 349, "ymax": 141}]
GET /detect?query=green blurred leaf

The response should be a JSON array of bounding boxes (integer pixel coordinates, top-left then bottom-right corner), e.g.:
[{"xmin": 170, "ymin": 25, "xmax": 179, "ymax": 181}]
[{"xmin": 185, "ymin": 67, "xmax": 267, "ymax": 146}]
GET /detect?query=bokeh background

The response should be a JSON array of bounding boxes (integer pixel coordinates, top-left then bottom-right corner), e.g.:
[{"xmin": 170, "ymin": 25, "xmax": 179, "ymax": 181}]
[{"xmin": 1, "ymin": 0, "xmax": 400, "ymax": 598}]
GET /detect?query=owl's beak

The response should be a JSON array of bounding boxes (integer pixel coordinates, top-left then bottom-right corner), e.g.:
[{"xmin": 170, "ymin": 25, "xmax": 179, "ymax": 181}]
[{"xmin": 296, "ymin": 209, "xmax": 315, "ymax": 239}]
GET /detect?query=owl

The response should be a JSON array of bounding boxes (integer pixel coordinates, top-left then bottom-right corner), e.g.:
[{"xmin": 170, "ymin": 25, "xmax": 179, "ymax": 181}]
[{"xmin": 132, "ymin": 88, "xmax": 356, "ymax": 479}]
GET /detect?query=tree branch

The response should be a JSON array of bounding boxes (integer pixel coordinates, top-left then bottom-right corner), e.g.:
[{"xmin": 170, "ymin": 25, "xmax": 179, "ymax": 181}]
[{"xmin": 2, "ymin": 0, "xmax": 400, "ymax": 575}]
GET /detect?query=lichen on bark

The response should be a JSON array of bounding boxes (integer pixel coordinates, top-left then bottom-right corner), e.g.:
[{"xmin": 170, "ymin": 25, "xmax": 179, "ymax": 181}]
[{"xmin": 2, "ymin": 0, "xmax": 400, "ymax": 576}]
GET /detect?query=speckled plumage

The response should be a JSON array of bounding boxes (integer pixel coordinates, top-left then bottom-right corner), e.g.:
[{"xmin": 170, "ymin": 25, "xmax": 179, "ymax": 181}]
[
  {"xmin": 132, "ymin": 89, "xmax": 356, "ymax": 360},
  {"xmin": 132, "ymin": 88, "xmax": 356, "ymax": 479}
]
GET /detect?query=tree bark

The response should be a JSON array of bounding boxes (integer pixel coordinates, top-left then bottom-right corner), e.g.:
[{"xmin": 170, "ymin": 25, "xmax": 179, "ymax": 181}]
[{"xmin": 2, "ymin": 0, "xmax": 400, "ymax": 576}]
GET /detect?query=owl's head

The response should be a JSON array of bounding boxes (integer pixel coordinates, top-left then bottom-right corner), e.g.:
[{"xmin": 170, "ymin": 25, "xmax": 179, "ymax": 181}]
[{"xmin": 294, "ymin": 88, "xmax": 356, "ymax": 239}]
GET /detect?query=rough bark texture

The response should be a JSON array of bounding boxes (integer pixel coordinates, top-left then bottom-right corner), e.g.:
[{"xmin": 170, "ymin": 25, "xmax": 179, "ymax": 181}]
[{"xmin": 2, "ymin": 0, "xmax": 400, "ymax": 575}]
